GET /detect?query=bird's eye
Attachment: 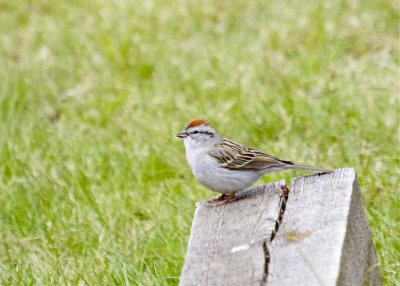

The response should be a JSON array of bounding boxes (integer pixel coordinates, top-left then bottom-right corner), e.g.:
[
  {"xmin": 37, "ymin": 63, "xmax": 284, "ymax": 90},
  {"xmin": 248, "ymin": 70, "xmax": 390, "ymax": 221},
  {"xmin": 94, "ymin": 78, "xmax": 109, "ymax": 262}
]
[{"xmin": 193, "ymin": 131, "xmax": 199, "ymax": 134}]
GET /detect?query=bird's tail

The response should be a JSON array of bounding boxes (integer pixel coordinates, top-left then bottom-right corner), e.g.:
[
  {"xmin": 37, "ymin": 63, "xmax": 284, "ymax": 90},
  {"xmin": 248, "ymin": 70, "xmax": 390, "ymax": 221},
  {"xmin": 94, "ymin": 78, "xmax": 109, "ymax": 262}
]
[{"xmin": 284, "ymin": 164, "xmax": 334, "ymax": 174}]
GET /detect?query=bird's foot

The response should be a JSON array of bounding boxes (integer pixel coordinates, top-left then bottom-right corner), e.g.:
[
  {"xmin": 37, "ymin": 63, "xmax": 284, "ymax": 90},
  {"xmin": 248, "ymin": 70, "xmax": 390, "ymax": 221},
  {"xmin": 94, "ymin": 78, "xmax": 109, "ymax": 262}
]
[{"xmin": 206, "ymin": 193, "xmax": 236, "ymax": 207}]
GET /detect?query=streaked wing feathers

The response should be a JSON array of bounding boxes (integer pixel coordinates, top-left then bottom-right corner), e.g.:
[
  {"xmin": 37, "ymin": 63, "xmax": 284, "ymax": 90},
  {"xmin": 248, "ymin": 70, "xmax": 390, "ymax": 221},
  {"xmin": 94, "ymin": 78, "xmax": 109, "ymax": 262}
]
[{"xmin": 209, "ymin": 139, "xmax": 292, "ymax": 170}]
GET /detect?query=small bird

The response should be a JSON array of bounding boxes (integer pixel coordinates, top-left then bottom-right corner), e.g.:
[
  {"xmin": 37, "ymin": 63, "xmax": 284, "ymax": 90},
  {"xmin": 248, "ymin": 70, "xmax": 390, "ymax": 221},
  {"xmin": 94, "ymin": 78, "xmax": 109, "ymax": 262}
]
[{"xmin": 176, "ymin": 119, "xmax": 333, "ymax": 205}]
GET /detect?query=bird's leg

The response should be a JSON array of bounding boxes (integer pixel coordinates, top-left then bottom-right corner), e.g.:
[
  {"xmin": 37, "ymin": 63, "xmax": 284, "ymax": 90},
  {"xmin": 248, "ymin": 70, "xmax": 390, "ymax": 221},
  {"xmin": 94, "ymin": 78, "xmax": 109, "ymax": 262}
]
[
  {"xmin": 206, "ymin": 192, "xmax": 236, "ymax": 206},
  {"xmin": 207, "ymin": 193, "xmax": 230, "ymax": 202}
]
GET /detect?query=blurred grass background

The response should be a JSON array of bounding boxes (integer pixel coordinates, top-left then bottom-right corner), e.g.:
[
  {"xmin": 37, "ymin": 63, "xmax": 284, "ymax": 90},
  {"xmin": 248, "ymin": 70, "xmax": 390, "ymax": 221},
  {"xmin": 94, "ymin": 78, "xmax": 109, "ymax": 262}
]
[{"xmin": 0, "ymin": 0, "xmax": 399, "ymax": 285}]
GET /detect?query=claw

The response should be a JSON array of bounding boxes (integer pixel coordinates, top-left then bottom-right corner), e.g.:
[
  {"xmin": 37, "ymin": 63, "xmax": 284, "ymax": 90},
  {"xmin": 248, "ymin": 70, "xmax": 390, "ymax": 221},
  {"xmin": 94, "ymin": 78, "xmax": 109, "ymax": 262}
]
[{"xmin": 206, "ymin": 193, "xmax": 236, "ymax": 207}]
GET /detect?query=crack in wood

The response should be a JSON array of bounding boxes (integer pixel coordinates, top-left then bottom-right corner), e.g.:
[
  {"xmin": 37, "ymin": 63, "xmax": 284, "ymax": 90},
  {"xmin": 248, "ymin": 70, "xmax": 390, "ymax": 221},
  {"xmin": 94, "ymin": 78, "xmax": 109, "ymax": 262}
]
[
  {"xmin": 180, "ymin": 181, "xmax": 289, "ymax": 286},
  {"xmin": 270, "ymin": 185, "xmax": 289, "ymax": 242},
  {"xmin": 180, "ymin": 169, "xmax": 381, "ymax": 286},
  {"xmin": 262, "ymin": 185, "xmax": 290, "ymax": 285},
  {"xmin": 262, "ymin": 240, "xmax": 270, "ymax": 285}
]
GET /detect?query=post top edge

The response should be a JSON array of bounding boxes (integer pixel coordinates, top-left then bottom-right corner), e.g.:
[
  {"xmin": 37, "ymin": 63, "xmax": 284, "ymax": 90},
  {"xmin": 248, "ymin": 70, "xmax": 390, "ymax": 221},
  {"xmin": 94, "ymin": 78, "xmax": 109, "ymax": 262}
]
[{"xmin": 291, "ymin": 167, "xmax": 356, "ymax": 185}]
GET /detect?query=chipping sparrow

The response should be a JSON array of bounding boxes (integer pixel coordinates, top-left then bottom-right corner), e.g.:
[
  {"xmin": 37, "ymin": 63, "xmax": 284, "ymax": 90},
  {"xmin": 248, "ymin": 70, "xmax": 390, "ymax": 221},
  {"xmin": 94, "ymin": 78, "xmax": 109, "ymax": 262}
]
[{"xmin": 177, "ymin": 119, "xmax": 333, "ymax": 205}]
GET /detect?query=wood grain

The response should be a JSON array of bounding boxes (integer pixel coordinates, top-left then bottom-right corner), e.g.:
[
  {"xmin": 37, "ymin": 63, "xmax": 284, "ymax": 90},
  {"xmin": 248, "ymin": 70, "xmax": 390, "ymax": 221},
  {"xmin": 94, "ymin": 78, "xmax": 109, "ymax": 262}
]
[
  {"xmin": 180, "ymin": 180, "xmax": 286, "ymax": 286},
  {"xmin": 180, "ymin": 169, "xmax": 381, "ymax": 286},
  {"xmin": 267, "ymin": 168, "xmax": 381, "ymax": 286}
]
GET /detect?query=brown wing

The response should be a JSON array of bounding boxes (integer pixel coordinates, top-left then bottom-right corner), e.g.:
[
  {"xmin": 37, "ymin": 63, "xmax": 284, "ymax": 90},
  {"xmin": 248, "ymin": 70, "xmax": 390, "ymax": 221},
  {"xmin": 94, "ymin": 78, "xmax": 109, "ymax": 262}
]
[{"xmin": 208, "ymin": 139, "xmax": 293, "ymax": 170}]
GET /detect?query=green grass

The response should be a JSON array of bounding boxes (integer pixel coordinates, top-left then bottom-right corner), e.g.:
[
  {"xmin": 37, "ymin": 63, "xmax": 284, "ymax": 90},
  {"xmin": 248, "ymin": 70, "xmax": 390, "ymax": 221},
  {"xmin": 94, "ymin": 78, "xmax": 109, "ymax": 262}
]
[{"xmin": 0, "ymin": 0, "xmax": 399, "ymax": 284}]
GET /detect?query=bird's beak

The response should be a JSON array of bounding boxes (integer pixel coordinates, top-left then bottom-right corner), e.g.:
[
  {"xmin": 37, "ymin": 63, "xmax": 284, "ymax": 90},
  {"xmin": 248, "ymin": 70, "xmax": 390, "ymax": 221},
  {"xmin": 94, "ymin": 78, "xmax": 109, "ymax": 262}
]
[{"xmin": 176, "ymin": 130, "xmax": 188, "ymax": 138}]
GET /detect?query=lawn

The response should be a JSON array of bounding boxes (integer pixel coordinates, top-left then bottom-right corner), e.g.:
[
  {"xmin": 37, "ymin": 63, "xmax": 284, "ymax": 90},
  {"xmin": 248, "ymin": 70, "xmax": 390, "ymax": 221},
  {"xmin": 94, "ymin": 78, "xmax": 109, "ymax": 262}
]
[{"xmin": 0, "ymin": 0, "xmax": 399, "ymax": 285}]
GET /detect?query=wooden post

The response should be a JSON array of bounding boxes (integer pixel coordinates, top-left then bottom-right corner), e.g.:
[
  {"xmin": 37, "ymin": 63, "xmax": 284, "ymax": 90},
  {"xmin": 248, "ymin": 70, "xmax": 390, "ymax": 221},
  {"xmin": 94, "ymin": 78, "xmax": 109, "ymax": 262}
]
[{"xmin": 179, "ymin": 168, "xmax": 381, "ymax": 286}]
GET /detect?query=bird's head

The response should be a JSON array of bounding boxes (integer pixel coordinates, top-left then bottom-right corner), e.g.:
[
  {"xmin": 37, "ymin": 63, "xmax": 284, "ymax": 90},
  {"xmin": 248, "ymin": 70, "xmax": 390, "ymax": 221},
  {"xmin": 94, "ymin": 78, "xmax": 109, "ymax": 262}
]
[{"xmin": 176, "ymin": 119, "xmax": 221, "ymax": 149}]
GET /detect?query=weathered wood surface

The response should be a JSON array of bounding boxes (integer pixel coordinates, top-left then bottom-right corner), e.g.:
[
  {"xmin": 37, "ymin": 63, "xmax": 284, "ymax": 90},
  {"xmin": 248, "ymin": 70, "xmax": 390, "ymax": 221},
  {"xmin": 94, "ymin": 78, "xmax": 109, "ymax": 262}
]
[
  {"xmin": 267, "ymin": 168, "xmax": 381, "ymax": 286},
  {"xmin": 180, "ymin": 180, "xmax": 286, "ymax": 286},
  {"xmin": 179, "ymin": 168, "xmax": 381, "ymax": 286}
]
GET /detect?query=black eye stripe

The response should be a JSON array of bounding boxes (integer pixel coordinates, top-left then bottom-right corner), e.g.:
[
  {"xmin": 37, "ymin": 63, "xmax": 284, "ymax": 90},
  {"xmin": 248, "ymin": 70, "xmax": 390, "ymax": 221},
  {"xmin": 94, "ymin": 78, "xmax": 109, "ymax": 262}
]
[{"xmin": 189, "ymin": 131, "xmax": 213, "ymax": 135}]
